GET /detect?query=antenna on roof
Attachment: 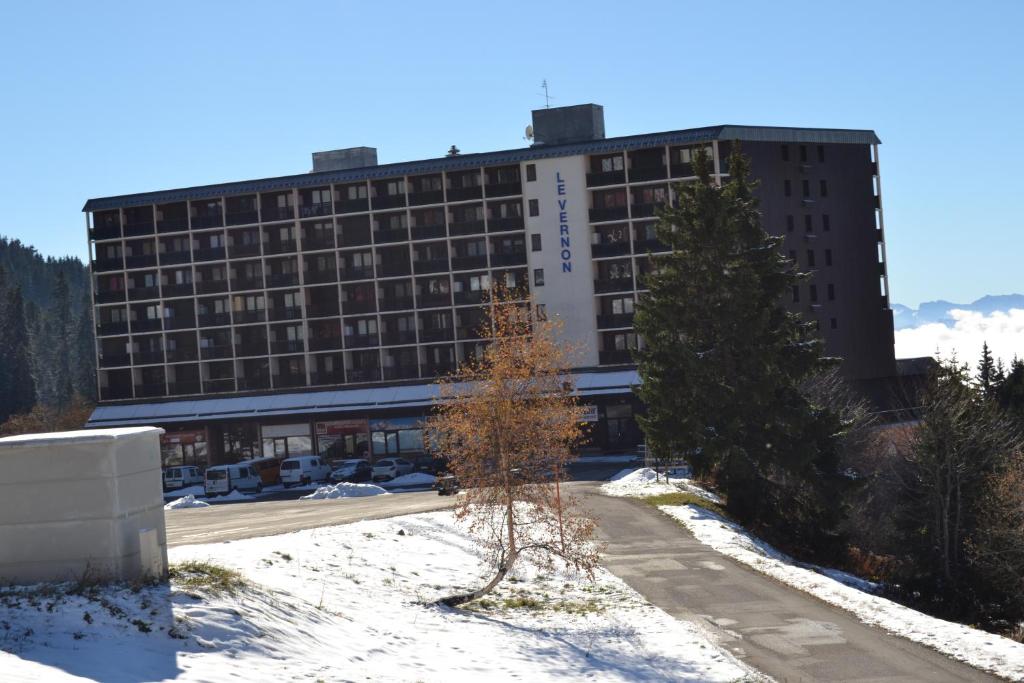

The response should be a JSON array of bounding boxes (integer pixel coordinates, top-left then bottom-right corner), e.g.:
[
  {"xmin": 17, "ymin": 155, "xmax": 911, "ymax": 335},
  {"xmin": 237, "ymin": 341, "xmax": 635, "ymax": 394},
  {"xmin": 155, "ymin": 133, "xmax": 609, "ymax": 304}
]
[{"xmin": 540, "ymin": 79, "xmax": 553, "ymax": 109}]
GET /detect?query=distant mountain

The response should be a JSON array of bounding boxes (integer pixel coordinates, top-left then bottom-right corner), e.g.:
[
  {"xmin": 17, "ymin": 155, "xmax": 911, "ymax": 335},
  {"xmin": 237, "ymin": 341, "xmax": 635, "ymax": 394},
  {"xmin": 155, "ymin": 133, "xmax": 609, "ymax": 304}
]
[{"xmin": 892, "ymin": 294, "xmax": 1024, "ymax": 330}]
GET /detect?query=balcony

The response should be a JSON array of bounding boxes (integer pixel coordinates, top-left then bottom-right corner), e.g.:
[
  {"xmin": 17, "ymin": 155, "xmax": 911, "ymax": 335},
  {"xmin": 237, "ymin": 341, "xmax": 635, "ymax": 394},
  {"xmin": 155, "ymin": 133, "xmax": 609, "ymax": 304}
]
[
  {"xmin": 376, "ymin": 261, "xmax": 411, "ymax": 278},
  {"xmin": 308, "ymin": 336, "xmax": 343, "ymax": 352},
  {"xmin": 305, "ymin": 302, "xmax": 339, "ymax": 319},
  {"xmin": 90, "ymin": 225, "xmax": 121, "ymax": 241},
  {"xmin": 157, "ymin": 217, "xmax": 189, "ymax": 233},
  {"xmin": 164, "ymin": 316, "xmax": 196, "ymax": 330},
  {"xmin": 589, "ymin": 206, "xmax": 629, "ymax": 223},
  {"xmin": 95, "ymin": 289, "xmax": 126, "ymax": 304},
  {"xmin": 266, "ymin": 272, "xmax": 299, "ymax": 288},
  {"xmin": 234, "ymin": 341, "xmax": 268, "ymax": 357},
  {"xmin": 128, "ymin": 286, "xmax": 160, "ymax": 301},
  {"xmin": 669, "ymin": 162, "xmax": 695, "ymax": 179},
  {"xmin": 232, "ymin": 309, "xmax": 266, "ymax": 324},
  {"xmin": 263, "ymin": 239, "xmax": 297, "ymax": 255},
  {"xmin": 191, "ymin": 213, "xmax": 224, "ymax": 229},
  {"xmin": 299, "ymin": 202, "xmax": 332, "ymax": 218},
  {"xmin": 269, "ymin": 306, "xmax": 303, "ymax": 321},
  {"xmin": 160, "ymin": 250, "xmax": 191, "ymax": 266},
  {"xmin": 408, "ymin": 190, "xmax": 444, "ymax": 206},
  {"xmin": 262, "ymin": 206, "xmax": 295, "ymax": 223},
  {"xmin": 97, "ymin": 321, "xmax": 129, "ymax": 336},
  {"xmin": 419, "ymin": 328, "xmax": 454, "ymax": 343},
  {"xmin": 134, "ymin": 383, "xmax": 166, "ymax": 398},
  {"xmin": 162, "ymin": 283, "xmax": 194, "ymax": 298},
  {"xmin": 599, "ymin": 349, "xmax": 635, "ymax": 364},
  {"xmin": 226, "ymin": 210, "xmax": 259, "ymax": 226},
  {"xmin": 99, "ymin": 353, "xmax": 131, "ymax": 368},
  {"xmin": 413, "ymin": 257, "xmax": 449, "ymax": 274},
  {"xmin": 196, "ymin": 279, "xmax": 229, "ymax": 294},
  {"xmin": 344, "ymin": 333, "xmax": 379, "ymax": 349},
  {"xmin": 488, "ymin": 216, "xmax": 524, "ymax": 232},
  {"xmin": 134, "ymin": 351, "xmax": 163, "ymax": 367},
  {"xmin": 304, "ymin": 268, "xmax": 337, "ymax": 284},
  {"xmin": 629, "ymin": 166, "xmax": 667, "ymax": 182},
  {"xmin": 411, "ymin": 223, "xmax": 446, "ymax": 241},
  {"xmin": 630, "ymin": 203, "xmax": 664, "ymax": 219},
  {"xmin": 194, "ymin": 246, "xmax": 227, "ymax": 262},
  {"xmin": 373, "ymin": 228, "xmax": 409, "ymax": 244},
  {"xmin": 446, "ymin": 186, "xmax": 482, "ymax": 202},
  {"xmin": 167, "ymin": 381, "xmax": 201, "ymax": 395},
  {"xmin": 346, "ymin": 367, "xmax": 381, "ymax": 383},
  {"xmin": 381, "ymin": 330, "xmax": 417, "ymax": 346},
  {"xmin": 199, "ymin": 345, "xmax": 233, "ymax": 360},
  {"xmin": 124, "ymin": 253, "xmax": 157, "ymax": 269},
  {"xmin": 229, "ymin": 242, "xmax": 261, "ymax": 258},
  {"xmin": 339, "ymin": 265, "xmax": 374, "ymax": 282},
  {"xmin": 342, "ymin": 299, "xmax": 376, "ymax": 315},
  {"xmin": 165, "ymin": 348, "xmax": 198, "ymax": 362},
  {"xmin": 597, "ymin": 313, "xmax": 635, "ymax": 329},
  {"xmin": 336, "ymin": 198, "xmax": 369, "ymax": 214},
  {"xmin": 197, "ymin": 312, "xmax": 231, "ymax": 327},
  {"xmin": 383, "ymin": 366, "xmax": 419, "ymax": 380},
  {"xmin": 93, "ymin": 256, "xmax": 124, "ymax": 272},
  {"xmin": 449, "ymin": 219, "xmax": 486, "ymax": 237},
  {"xmin": 421, "ymin": 362, "xmax": 455, "ymax": 377},
  {"xmin": 371, "ymin": 194, "xmax": 405, "ymax": 210},
  {"xmin": 490, "ymin": 251, "xmax": 526, "ymax": 267},
  {"xmin": 271, "ymin": 340, "xmax": 305, "ymax": 355},
  {"xmin": 451, "ymin": 255, "xmax": 487, "ymax": 271},
  {"xmin": 378, "ymin": 296, "xmax": 414, "ymax": 312},
  {"xmin": 586, "ymin": 170, "xmax": 626, "ymax": 187},
  {"xmin": 484, "ymin": 182, "xmax": 522, "ymax": 198},
  {"xmin": 237, "ymin": 376, "xmax": 272, "ymax": 390},
  {"xmin": 203, "ymin": 378, "xmax": 236, "ymax": 393},
  {"xmin": 124, "ymin": 221, "xmax": 155, "ymax": 238},
  {"xmin": 633, "ymin": 238, "xmax": 670, "ymax": 253},
  {"xmin": 594, "ymin": 277, "xmax": 634, "ymax": 294},
  {"xmin": 592, "ymin": 241, "xmax": 631, "ymax": 258},
  {"xmin": 302, "ymin": 235, "xmax": 335, "ymax": 251},
  {"xmin": 453, "ymin": 290, "xmax": 485, "ymax": 306},
  {"xmin": 417, "ymin": 293, "xmax": 451, "ymax": 309},
  {"xmin": 309, "ymin": 371, "xmax": 345, "ymax": 386}
]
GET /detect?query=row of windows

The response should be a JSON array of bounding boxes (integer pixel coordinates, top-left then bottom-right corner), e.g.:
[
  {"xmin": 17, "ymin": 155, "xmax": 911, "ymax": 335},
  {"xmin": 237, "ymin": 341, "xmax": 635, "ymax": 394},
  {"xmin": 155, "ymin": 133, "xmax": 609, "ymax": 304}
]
[
  {"xmin": 783, "ymin": 178, "xmax": 829, "ymax": 199},
  {"xmin": 781, "ymin": 144, "xmax": 826, "ymax": 164},
  {"xmin": 791, "ymin": 283, "xmax": 837, "ymax": 303},
  {"xmin": 786, "ymin": 213, "xmax": 831, "ymax": 233},
  {"xmin": 788, "ymin": 248, "xmax": 834, "ymax": 268}
]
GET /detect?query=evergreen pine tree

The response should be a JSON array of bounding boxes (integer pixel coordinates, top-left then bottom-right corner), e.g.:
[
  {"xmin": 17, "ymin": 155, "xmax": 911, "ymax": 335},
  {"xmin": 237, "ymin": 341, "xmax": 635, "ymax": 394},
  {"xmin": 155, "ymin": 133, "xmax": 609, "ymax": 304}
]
[
  {"xmin": 0, "ymin": 285, "xmax": 38, "ymax": 421},
  {"xmin": 977, "ymin": 342, "xmax": 995, "ymax": 398},
  {"xmin": 634, "ymin": 143, "xmax": 850, "ymax": 552},
  {"xmin": 72, "ymin": 291, "xmax": 97, "ymax": 401}
]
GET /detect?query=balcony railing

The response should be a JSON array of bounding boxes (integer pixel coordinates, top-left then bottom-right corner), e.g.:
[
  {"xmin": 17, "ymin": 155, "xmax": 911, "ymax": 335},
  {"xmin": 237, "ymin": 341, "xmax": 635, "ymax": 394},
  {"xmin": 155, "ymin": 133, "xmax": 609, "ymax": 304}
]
[
  {"xmin": 669, "ymin": 163, "xmax": 695, "ymax": 179},
  {"xmin": 262, "ymin": 206, "xmax": 295, "ymax": 222},
  {"xmin": 421, "ymin": 362, "xmax": 455, "ymax": 377},
  {"xmin": 446, "ymin": 186, "xmax": 482, "ymax": 202},
  {"xmin": 381, "ymin": 330, "xmax": 417, "ymax": 346},
  {"xmin": 487, "ymin": 216, "xmax": 524, "ymax": 232},
  {"xmin": 195, "ymin": 279, "xmax": 229, "ymax": 294},
  {"xmin": 199, "ymin": 345, "xmax": 233, "ymax": 360},
  {"xmin": 191, "ymin": 214, "xmax": 223, "ymax": 229},
  {"xmin": 228, "ymin": 242, "xmax": 261, "ymax": 258},
  {"xmin": 93, "ymin": 257, "xmax": 124, "ymax": 272},
  {"xmin": 373, "ymin": 228, "xmax": 409, "ymax": 244},
  {"xmin": 134, "ymin": 383, "xmax": 166, "ymax": 398},
  {"xmin": 309, "ymin": 371, "xmax": 345, "ymax": 386},
  {"xmin": 410, "ymin": 224, "xmax": 446, "ymax": 241},
  {"xmin": 269, "ymin": 306, "xmax": 303, "ymax": 321},
  {"xmin": 203, "ymin": 378, "xmax": 236, "ymax": 393},
  {"xmin": 305, "ymin": 302, "xmax": 340, "ymax": 318},
  {"xmin": 371, "ymin": 194, "xmax": 406, "ymax": 210},
  {"xmin": 589, "ymin": 206, "xmax": 629, "ymax": 223},
  {"xmin": 157, "ymin": 217, "xmax": 189, "ymax": 233},
  {"xmin": 162, "ymin": 283, "xmax": 194, "ymax": 298},
  {"xmin": 451, "ymin": 255, "xmax": 487, "ymax": 271},
  {"xmin": 124, "ymin": 221, "xmax": 155, "ymax": 237},
  {"xmin": 597, "ymin": 313, "xmax": 635, "ymax": 329},
  {"xmin": 484, "ymin": 182, "xmax": 522, "ymax": 197},
  {"xmin": 270, "ymin": 340, "xmax": 305, "ymax": 355},
  {"xmin": 135, "ymin": 350, "xmax": 165, "ymax": 366},
  {"xmin": 594, "ymin": 277, "xmax": 635, "ymax": 293},
  {"xmin": 124, "ymin": 254, "xmax": 157, "ymax": 269},
  {"xmin": 304, "ymin": 269, "xmax": 337, "ymax": 284},
  {"xmin": 341, "ymin": 299, "xmax": 376, "ymax": 314},
  {"xmin": 630, "ymin": 203, "xmax": 664, "ymax": 219},
  {"xmin": 165, "ymin": 348, "xmax": 198, "ymax": 362},
  {"xmin": 419, "ymin": 328, "xmax": 454, "ymax": 343},
  {"xmin": 193, "ymin": 247, "xmax": 227, "ymax": 262},
  {"xmin": 344, "ymin": 334, "xmax": 379, "ymax": 349},
  {"xmin": 408, "ymin": 190, "xmax": 444, "ymax": 206},
  {"xmin": 226, "ymin": 210, "xmax": 259, "ymax": 226},
  {"xmin": 346, "ymin": 367, "xmax": 381, "ymax": 383},
  {"xmin": 336, "ymin": 198, "xmax": 369, "ymax": 214},
  {"xmin": 413, "ymin": 257, "xmax": 449, "ymax": 274},
  {"xmin": 95, "ymin": 289, "xmax": 126, "ymax": 303},
  {"xmin": 308, "ymin": 336, "xmax": 344, "ymax": 352},
  {"xmin": 339, "ymin": 265, "xmax": 375, "ymax": 281},
  {"xmin": 234, "ymin": 342, "xmax": 268, "ymax": 357},
  {"xmin": 263, "ymin": 239, "xmax": 297, "ymax": 255},
  {"xmin": 628, "ymin": 165, "xmax": 667, "ymax": 182},
  {"xmin": 416, "ymin": 293, "xmax": 451, "ymax": 308},
  {"xmin": 164, "ymin": 316, "xmax": 196, "ymax": 330},
  {"xmin": 633, "ymin": 238, "xmax": 670, "ymax": 253},
  {"xmin": 99, "ymin": 353, "xmax": 131, "ymax": 368},
  {"xmin": 591, "ymin": 241, "xmax": 631, "ymax": 258},
  {"xmin": 238, "ymin": 376, "xmax": 272, "ymax": 390},
  {"xmin": 97, "ymin": 321, "xmax": 129, "ymax": 336},
  {"xmin": 159, "ymin": 250, "xmax": 191, "ymax": 265},
  {"xmin": 232, "ymin": 309, "xmax": 266, "ymax": 324},
  {"xmin": 197, "ymin": 312, "xmax": 231, "ymax": 327},
  {"xmin": 90, "ymin": 225, "xmax": 121, "ymax": 241},
  {"xmin": 299, "ymin": 202, "xmax": 332, "ymax": 218},
  {"xmin": 453, "ymin": 290, "xmax": 485, "ymax": 305},
  {"xmin": 167, "ymin": 381, "xmax": 201, "ymax": 395},
  {"xmin": 378, "ymin": 296, "xmax": 414, "ymax": 312},
  {"xmin": 376, "ymin": 261, "xmax": 411, "ymax": 278},
  {"xmin": 490, "ymin": 251, "xmax": 526, "ymax": 267},
  {"xmin": 383, "ymin": 366, "xmax": 419, "ymax": 380},
  {"xmin": 302, "ymin": 235, "xmax": 336, "ymax": 251},
  {"xmin": 599, "ymin": 349, "xmax": 635, "ymax": 364},
  {"xmin": 448, "ymin": 220, "xmax": 486, "ymax": 236},
  {"xmin": 586, "ymin": 170, "xmax": 626, "ymax": 187},
  {"xmin": 128, "ymin": 286, "xmax": 160, "ymax": 301},
  {"xmin": 265, "ymin": 273, "xmax": 299, "ymax": 288},
  {"xmin": 337, "ymin": 230, "xmax": 372, "ymax": 248}
]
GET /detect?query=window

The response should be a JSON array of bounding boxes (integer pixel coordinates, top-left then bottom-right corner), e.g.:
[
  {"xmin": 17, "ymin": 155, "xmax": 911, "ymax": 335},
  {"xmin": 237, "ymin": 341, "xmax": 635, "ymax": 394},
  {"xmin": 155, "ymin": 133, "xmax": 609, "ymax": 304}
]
[
  {"xmin": 601, "ymin": 156, "xmax": 625, "ymax": 172},
  {"xmin": 531, "ymin": 234, "xmax": 542, "ymax": 252},
  {"xmin": 809, "ymin": 284, "xmax": 818, "ymax": 302},
  {"xmin": 804, "ymin": 215, "xmax": 813, "ymax": 232},
  {"xmin": 786, "ymin": 215, "xmax": 794, "ymax": 232},
  {"xmin": 525, "ymin": 164, "xmax": 536, "ymax": 182},
  {"xmin": 784, "ymin": 180, "xmax": 792, "ymax": 197},
  {"xmin": 791, "ymin": 285, "xmax": 800, "ymax": 303},
  {"xmin": 533, "ymin": 268, "xmax": 544, "ymax": 286},
  {"xmin": 780, "ymin": 145, "xmax": 789, "ymax": 162},
  {"xmin": 827, "ymin": 283, "xmax": 835, "ymax": 301},
  {"xmin": 806, "ymin": 250, "xmax": 816, "ymax": 267},
  {"xmin": 611, "ymin": 297, "xmax": 635, "ymax": 314},
  {"xmin": 535, "ymin": 303, "xmax": 547, "ymax": 320},
  {"xmin": 528, "ymin": 199, "xmax": 539, "ymax": 217},
  {"xmin": 788, "ymin": 249, "xmax": 797, "ymax": 263},
  {"xmin": 830, "ymin": 318, "xmax": 837, "ymax": 329},
  {"xmin": 825, "ymin": 249, "xmax": 833, "ymax": 266},
  {"xmin": 822, "ymin": 214, "xmax": 831, "ymax": 231},
  {"xmin": 802, "ymin": 179, "xmax": 810, "ymax": 198},
  {"xmin": 819, "ymin": 179, "xmax": 829, "ymax": 197},
  {"xmin": 817, "ymin": 145, "xmax": 825, "ymax": 163}
]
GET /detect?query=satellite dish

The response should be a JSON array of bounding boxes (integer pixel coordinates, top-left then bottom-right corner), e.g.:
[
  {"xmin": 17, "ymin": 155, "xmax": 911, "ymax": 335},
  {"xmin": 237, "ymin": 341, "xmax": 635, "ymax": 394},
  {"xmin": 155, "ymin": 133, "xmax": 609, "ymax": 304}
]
[{"xmin": 525, "ymin": 124, "xmax": 534, "ymax": 140}]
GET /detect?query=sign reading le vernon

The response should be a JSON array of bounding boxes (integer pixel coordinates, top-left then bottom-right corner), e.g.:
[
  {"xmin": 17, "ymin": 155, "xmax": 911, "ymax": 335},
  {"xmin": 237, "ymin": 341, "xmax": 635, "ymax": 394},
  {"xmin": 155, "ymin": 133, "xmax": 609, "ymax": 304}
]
[{"xmin": 555, "ymin": 171, "xmax": 572, "ymax": 273}]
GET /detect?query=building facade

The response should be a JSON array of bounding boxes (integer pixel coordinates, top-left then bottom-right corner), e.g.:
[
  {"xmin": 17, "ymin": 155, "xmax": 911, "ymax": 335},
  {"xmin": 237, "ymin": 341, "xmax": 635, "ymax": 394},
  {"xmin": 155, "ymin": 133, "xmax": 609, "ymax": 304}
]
[{"xmin": 83, "ymin": 104, "xmax": 896, "ymax": 469}]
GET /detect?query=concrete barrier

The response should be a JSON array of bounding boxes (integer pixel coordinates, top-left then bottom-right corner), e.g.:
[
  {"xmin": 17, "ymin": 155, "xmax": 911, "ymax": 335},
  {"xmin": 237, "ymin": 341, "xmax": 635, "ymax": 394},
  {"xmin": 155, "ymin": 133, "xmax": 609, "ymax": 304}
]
[{"xmin": 0, "ymin": 426, "xmax": 167, "ymax": 585}]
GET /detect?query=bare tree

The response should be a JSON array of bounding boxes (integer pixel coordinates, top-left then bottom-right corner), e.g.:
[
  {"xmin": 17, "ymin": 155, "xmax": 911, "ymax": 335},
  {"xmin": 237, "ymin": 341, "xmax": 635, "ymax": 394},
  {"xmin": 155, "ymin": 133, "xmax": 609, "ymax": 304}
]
[{"xmin": 426, "ymin": 285, "xmax": 600, "ymax": 607}]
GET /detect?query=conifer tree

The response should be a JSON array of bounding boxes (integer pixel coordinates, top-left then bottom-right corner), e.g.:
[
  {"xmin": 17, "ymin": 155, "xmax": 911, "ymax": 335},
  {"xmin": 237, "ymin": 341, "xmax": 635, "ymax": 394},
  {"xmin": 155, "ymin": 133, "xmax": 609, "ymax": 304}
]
[
  {"xmin": 977, "ymin": 342, "xmax": 995, "ymax": 398},
  {"xmin": 634, "ymin": 143, "xmax": 850, "ymax": 550},
  {"xmin": 0, "ymin": 285, "xmax": 37, "ymax": 420}
]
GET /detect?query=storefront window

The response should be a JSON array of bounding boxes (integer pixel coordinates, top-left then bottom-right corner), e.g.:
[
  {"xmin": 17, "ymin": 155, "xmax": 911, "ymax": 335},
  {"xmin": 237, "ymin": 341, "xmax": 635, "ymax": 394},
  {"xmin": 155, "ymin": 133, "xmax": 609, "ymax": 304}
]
[
  {"xmin": 260, "ymin": 423, "xmax": 313, "ymax": 459},
  {"xmin": 222, "ymin": 422, "xmax": 259, "ymax": 461},
  {"xmin": 369, "ymin": 417, "xmax": 425, "ymax": 459},
  {"xmin": 315, "ymin": 420, "xmax": 370, "ymax": 461},
  {"xmin": 160, "ymin": 429, "xmax": 209, "ymax": 469}
]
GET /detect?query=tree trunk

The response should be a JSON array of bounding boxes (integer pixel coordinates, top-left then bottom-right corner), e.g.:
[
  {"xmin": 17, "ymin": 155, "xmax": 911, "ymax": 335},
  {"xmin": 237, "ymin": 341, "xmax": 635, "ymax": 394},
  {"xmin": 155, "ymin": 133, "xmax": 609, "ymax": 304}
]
[{"xmin": 437, "ymin": 549, "xmax": 519, "ymax": 607}]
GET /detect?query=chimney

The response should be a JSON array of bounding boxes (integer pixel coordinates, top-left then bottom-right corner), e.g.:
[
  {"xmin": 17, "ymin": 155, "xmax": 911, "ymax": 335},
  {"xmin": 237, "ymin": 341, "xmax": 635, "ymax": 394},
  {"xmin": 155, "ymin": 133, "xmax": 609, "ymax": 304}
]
[
  {"xmin": 531, "ymin": 104, "xmax": 605, "ymax": 146},
  {"xmin": 311, "ymin": 146, "xmax": 378, "ymax": 172}
]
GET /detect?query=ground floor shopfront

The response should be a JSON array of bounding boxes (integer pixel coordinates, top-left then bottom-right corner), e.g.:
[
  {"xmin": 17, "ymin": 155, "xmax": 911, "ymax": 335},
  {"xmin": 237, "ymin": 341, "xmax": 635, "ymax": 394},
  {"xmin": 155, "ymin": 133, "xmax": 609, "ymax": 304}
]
[{"xmin": 89, "ymin": 369, "xmax": 644, "ymax": 472}]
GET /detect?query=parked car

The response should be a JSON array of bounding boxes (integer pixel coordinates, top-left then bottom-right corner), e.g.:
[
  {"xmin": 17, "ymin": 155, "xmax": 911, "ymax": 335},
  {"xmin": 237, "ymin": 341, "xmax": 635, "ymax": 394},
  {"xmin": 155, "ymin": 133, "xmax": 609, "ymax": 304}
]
[
  {"xmin": 163, "ymin": 465, "xmax": 203, "ymax": 491},
  {"xmin": 243, "ymin": 457, "xmax": 282, "ymax": 486},
  {"xmin": 205, "ymin": 464, "xmax": 262, "ymax": 496},
  {"xmin": 329, "ymin": 459, "xmax": 372, "ymax": 483},
  {"xmin": 372, "ymin": 457, "xmax": 415, "ymax": 481},
  {"xmin": 280, "ymin": 455, "xmax": 332, "ymax": 487}
]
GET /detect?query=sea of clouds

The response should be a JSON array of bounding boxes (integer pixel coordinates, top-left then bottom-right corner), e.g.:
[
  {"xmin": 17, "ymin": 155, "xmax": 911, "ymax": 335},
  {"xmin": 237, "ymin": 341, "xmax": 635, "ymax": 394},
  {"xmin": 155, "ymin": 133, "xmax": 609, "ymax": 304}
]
[{"xmin": 894, "ymin": 309, "xmax": 1024, "ymax": 366}]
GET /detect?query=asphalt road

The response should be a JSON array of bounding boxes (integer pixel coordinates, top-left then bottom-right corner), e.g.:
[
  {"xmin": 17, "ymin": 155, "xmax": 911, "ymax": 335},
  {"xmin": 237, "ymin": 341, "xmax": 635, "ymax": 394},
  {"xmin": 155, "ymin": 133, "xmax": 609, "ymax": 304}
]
[{"xmin": 582, "ymin": 489, "xmax": 999, "ymax": 683}]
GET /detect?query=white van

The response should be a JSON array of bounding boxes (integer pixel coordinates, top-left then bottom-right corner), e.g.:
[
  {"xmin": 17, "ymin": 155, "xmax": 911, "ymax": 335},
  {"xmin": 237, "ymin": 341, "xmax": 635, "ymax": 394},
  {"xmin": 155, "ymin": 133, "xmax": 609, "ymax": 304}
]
[
  {"xmin": 280, "ymin": 455, "xmax": 331, "ymax": 487},
  {"xmin": 163, "ymin": 465, "xmax": 204, "ymax": 491},
  {"xmin": 205, "ymin": 463, "xmax": 263, "ymax": 496}
]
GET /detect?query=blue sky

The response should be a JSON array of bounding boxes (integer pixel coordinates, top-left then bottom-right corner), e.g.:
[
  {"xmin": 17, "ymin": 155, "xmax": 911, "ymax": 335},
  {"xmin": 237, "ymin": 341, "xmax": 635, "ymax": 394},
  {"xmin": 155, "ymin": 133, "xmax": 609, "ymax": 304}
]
[{"xmin": 0, "ymin": 0, "xmax": 1019, "ymax": 307}]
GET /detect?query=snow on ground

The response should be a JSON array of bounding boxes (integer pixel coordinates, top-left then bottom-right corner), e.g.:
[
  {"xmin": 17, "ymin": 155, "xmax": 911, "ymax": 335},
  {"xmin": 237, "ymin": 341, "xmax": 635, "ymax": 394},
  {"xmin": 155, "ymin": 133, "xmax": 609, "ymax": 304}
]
[
  {"xmin": 379, "ymin": 472, "xmax": 436, "ymax": 488},
  {"xmin": 601, "ymin": 467, "xmax": 722, "ymax": 504},
  {"xmin": 0, "ymin": 511, "xmax": 758, "ymax": 683},
  {"xmin": 164, "ymin": 485, "xmax": 205, "ymax": 499},
  {"xmin": 164, "ymin": 495, "xmax": 210, "ymax": 510},
  {"xmin": 573, "ymin": 454, "xmax": 641, "ymax": 464},
  {"xmin": 300, "ymin": 482, "xmax": 390, "ymax": 500},
  {"xmin": 661, "ymin": 504, "xmax": 1024, "ymax": 680}
]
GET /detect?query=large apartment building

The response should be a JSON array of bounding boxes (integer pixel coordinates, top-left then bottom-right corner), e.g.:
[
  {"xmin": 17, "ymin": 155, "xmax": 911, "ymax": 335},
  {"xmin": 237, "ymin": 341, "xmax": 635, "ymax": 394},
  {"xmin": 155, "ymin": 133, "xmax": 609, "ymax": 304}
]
[{"xmin": 83, "ymin": 104, "xmax": 896, "ymax": 469}]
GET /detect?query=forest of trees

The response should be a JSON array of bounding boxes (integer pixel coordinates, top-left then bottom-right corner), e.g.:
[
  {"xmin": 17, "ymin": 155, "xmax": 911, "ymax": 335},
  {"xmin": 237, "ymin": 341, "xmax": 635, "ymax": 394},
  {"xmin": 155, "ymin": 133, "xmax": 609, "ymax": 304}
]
[{"xmin": 0, "ymin": 237, "xmax": 96, "ymax": 428}]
